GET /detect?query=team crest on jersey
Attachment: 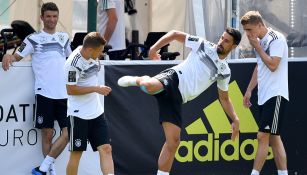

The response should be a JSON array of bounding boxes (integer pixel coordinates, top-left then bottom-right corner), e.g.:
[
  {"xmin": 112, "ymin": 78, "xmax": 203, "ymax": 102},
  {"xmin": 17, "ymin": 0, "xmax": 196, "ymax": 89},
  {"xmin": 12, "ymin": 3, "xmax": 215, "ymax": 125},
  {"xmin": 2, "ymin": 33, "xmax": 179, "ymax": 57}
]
[
  {"xmin": 37, "ymin": 116, "xmax": 44, "ymax": 124},
  {"xmin": 58, "ymin": 34, "xmax": 65, "ymax": 43},
  {"xmin": 75, "ymin": 139, "xmax": 82, "ymax": 147},
  {"xmin": 219, "ymin": 62, "xmax": 227, "ymax": 72},
  {"xmin": 18, "ymin": 42, "xmax": 27, "ymax": 52},
  {"xmin": 68, "ymin": 71, "xmax": 76, "ymax": 82},
  {"xmin": 262, "ymin": 39, "xmax": 268, "ymax": 49}
]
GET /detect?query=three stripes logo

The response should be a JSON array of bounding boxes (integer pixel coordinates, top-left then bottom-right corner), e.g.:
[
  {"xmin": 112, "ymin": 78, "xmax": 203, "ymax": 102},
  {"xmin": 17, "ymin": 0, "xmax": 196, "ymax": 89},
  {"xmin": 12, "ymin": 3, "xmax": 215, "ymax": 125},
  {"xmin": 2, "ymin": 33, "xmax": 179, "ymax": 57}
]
[{"xmin": 175, "ymin": 81, "xmax": 274, "ymax": 162}]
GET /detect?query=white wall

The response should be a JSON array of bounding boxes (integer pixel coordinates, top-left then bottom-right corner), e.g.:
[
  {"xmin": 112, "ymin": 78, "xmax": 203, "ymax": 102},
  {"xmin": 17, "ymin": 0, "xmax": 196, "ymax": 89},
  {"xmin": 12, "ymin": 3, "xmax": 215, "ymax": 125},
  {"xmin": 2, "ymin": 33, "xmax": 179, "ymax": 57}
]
[
  {"xmin": 7, "ymin": 0, "xmax": 72, "ymax": 38},
  {"xmin": 125, "ymin": 0, "xmax": 186, "ymax": 59},
  {"xmin": 150, "ymin": 0, "xmax": 186, "ymax": 59}
]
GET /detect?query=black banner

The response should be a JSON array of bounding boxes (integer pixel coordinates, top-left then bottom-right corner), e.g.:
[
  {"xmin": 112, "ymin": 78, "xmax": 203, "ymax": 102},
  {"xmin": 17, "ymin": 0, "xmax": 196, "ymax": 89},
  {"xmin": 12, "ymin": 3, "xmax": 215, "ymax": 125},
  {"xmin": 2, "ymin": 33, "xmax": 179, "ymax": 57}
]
[{"xmin": 105, "ymin": 61, "xmax": 307, "ymax": 175}]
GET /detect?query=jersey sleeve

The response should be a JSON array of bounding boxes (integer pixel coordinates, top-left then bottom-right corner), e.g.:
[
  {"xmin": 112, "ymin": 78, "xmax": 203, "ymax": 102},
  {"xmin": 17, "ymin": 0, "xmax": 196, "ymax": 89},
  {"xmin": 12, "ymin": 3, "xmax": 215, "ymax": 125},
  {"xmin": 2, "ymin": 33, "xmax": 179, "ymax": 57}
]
[
  {"xmin": 269, "ymin": 38, "xmax": 286, "ymax": 58},
  {"xmin": 217, "ymin": 75, "xmax": 230, "ymax": 91},
  {"xmin": 185, "ymin": 34, "xmax": 202, "ymax": 52},
  {"xmin": 65, "ymin": 65, "xmax": 80, "ymax": 86},
  {"xmin": 16, "ymin": 36, "xmax": 34, "ymax": 58},
  {"xmin": 99, "ymin": 0, "xmax": 116, "ymax": 10},
  {"xmin": 65, "ymin": 41, "xmax": 72, "ymax": 57}
]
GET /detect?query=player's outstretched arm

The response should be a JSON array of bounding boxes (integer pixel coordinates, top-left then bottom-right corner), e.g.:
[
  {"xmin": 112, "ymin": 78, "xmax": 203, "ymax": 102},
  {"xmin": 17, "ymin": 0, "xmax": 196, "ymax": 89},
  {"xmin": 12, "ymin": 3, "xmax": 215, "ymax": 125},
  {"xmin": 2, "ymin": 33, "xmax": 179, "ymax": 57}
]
[
  {"xmin": 66, "ymin": 85, "xmax": 111, "ymax": 96},
  {"xmin": 149, "ymin": 30, "xmax": 186, "ymax": 60},
  {"xmin": 218, "ymin": 88, "xmax": 240, "ymax": 141}
]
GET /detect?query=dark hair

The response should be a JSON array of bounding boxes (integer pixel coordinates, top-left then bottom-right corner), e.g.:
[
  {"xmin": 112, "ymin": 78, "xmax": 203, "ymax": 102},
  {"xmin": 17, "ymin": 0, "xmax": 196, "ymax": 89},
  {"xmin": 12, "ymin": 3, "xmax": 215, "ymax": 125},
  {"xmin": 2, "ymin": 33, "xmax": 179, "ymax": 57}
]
[
  {"xmin": 83, "ymin": 32, "xmax": 106, "ymax": 48},
  {"xmin": 41, "ymin": 2, "xmax": 59, "ymax": 16},
  {"xmin": 240, "ymin": 11, "xmax": 264, "ymax": 26},
  {"xmin": 226, "ymin": 27, "xmax": 241, "ymax": 45}
]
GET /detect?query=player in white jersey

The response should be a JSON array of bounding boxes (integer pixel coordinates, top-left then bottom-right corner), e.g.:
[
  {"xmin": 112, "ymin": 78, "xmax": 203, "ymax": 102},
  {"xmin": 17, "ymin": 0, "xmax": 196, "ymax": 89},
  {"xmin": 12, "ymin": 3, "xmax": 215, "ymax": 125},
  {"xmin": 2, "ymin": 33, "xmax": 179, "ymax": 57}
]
[
  {"xmin": 117, "ymin": 28, "xmax": 241, "ymax": 175},
  {"xmin": 241, "ymin": 11, "xmax": 289, "ymax": 175},
  {"xmin": 97, "ymin": 0, "xmax": 126, "ymax": 60},
  {"xmin": 64, "ymin": 32, "xmax": 114, "ymax": 175},
  {"xmin": 2, "ymin": 2, "xmax": 71, "ymax": 175}
]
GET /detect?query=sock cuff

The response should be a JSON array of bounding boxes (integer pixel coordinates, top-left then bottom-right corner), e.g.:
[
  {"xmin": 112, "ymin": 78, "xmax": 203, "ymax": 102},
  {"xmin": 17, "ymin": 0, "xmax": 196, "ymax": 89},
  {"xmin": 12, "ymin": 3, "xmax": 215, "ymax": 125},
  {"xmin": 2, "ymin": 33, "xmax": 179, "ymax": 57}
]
[
  {"xmin": 46, "ymin": 155, "xmax": 55, "ymax": 162},
  {"xmin": 278, "ymin": 170, "xmax": 288, "ymax": 175},
  {"xmin": 157, "ymin": 170, "xmax": 169, "ymax": 175},
  {"xmin": 251, "ymin": 169, "xmax": 260, "ymax": 175}
]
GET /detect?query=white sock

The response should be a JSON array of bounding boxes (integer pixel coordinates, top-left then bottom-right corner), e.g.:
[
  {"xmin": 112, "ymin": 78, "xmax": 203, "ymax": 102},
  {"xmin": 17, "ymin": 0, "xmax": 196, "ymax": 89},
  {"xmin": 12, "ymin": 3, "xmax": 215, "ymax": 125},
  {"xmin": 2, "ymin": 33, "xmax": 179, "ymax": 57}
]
[
  {"xmin": 39, "ymin": 155, "xmax": 55, "ymax": 172},
  {"xmin": 278, "ymin": 170, "xmax": 288, "ymax": 175},
  {"xmin": 157, "ymin": 170, "xmax": 169, "ymax": 175},
  {"xmin": 251, "ymin": 169, "xmax": 260, "ymax": 175}
]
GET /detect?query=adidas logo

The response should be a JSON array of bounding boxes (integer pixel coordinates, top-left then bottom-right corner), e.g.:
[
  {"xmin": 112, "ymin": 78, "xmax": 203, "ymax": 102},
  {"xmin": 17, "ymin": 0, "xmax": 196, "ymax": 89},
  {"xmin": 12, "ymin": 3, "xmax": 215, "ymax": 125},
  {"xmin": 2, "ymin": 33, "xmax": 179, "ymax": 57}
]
[
  {"xmin": 265, "ymin": 125, "xmax": 270, "ymax": 130},
  {"xmin": 175, "ymin": 81, "xmax": 274, "ymax": 162}
]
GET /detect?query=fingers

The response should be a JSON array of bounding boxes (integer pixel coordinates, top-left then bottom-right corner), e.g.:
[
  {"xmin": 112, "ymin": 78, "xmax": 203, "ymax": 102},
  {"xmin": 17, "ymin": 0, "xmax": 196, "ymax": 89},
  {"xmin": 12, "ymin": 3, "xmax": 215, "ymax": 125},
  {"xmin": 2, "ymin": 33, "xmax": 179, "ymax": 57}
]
[
  {"xmin": 2, "ymin": 55, "xmax": 14, "ymax": 71},
  {"xmin": 231, "ymin": 126, "xmax": 239, "ymax": 141},
  {"xmin": 148, "ymin": 49, "xmax": 161, "ymax": 60},
  {"xmin": 2, "ymin": 62, "xmax": 8, "ymax": 71},
  {"xmin": 2, "ymin": 58, "xmax": 9, "ymax": 71},
  {"xmin": 243, "ymin": 97, "xmax": 251, "ymax": 108},
  {"xmin": 98, "ymin": 85, "xmax": 112, "ymax": 96},
  {"xmin": 150, "ymin": 53, "xmax": 161, "ymax": 60},
  {"xmin": 244, "ymin": 100, "xmax": 252, "ymax": 108},
  {"xmin": 243, "ymin": 95, "xmax": 252, "ymax": 108},
  {"xmin": 231, "ymin": 120, "xmax": 239, "ymax": 141},
  {"xmin": 152, "ymin": 54, "xmax": 161, "ymax": 60},
  {"xmin": 231, "ymin": 130, "xmax": 239, "ymax": 141}
]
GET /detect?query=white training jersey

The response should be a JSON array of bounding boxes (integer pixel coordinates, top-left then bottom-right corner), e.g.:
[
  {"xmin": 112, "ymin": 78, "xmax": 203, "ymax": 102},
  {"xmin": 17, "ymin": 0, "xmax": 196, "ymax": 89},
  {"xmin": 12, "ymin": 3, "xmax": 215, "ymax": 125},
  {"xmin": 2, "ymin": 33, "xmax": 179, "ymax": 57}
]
[
  {"xmin": 97, "ymin": 0, "xmax": 125, "ymax": 51},
  {"xmin": 256, "ymin": 28, "xmax": 289, "ymax": 105},
  {"xmin": 16, "ymin": 30, "xmax": 72, "ymax": 99},
  {"xmin": 64, "ymin": 47, "xmax": 103, "ymax": 120},
  {"xmin": 172, "ymin": 35, "xmax": 231, "ymax": 103}
]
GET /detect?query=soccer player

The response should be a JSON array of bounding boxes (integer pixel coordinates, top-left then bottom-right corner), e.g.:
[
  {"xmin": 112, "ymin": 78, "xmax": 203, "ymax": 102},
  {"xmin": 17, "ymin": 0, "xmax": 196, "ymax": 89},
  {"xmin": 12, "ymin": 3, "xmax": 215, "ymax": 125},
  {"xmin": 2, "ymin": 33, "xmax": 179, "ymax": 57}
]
[
  {"xmin": 2, "ymin": 2, "xmax": 71, "ymax": 175},
  {"xmin": 241, "ymin": 11, "xmax": 289, "ymax": 175},
  {"xmin": 64, "ymin": 32, "xmax": 114, "ymax": 175},
  {"xmin": 118, "ymin": 28, "xmax": 241, "ymax": 175}
]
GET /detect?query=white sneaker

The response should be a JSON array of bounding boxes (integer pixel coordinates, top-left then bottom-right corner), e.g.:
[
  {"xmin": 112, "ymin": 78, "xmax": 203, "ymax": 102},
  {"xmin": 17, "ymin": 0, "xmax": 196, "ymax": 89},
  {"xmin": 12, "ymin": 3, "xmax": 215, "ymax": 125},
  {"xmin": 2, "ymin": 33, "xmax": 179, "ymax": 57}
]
[
  {"xmin": 117, "ymin": 76, "xmax": 137, "ymax": 87},
  {"xmin": 49, "ymin": 163, "xmax": 56, "ymax": 175}
]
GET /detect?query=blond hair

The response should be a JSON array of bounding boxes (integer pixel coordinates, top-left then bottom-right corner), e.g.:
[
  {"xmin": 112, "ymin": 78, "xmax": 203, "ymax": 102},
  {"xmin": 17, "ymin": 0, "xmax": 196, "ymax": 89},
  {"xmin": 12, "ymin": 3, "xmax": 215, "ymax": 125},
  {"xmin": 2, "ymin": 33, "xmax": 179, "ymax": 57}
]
[{"xmin": 240, "ymin": 11, "xmax": 264, "ymax": 25}]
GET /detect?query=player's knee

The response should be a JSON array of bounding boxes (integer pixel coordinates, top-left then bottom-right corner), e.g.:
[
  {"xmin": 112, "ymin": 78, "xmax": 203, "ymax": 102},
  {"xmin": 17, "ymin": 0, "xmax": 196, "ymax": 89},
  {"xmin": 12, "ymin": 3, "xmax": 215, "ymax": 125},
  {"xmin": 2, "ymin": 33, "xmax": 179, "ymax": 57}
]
[
  {"xmin": 146, "ymin": 86, "xmax": 159, "ymax": 94},
  {"xmin": 257, "ymin": 132, "xmax": 269, "ymax": 142},
  {"xmin": 101, "ymin": 144, "xmax": 112, "ymax": 155},
  {"xmin": 140, "ymin": 81, "xmax": 163, "ymax": 94},
  {"xmin": 61, "ymin": 128, "xmax": 69, "ymax": 142},
  {"xmin": 167, "ymin": 137, "xmax": 181, "ymax": 151},
  {"xmin": 42, "ymin": 129, "xmax": 54, "ymax": 142}
]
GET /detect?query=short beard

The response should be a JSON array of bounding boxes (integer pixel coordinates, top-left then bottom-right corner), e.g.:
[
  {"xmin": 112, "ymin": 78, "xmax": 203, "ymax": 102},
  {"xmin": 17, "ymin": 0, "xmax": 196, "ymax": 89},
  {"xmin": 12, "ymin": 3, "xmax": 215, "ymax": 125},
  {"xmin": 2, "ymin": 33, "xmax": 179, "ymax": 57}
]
[{"xmin": 217, "ymin": 47, "xmax": 223, "ymax": 54}]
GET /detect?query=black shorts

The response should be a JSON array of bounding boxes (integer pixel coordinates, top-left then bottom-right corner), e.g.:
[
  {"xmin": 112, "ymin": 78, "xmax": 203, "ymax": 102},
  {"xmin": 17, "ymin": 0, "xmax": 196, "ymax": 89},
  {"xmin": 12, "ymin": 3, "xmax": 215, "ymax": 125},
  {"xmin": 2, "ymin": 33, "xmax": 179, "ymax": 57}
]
[
  {"xmin": 34, "ymin": 94, "xmax": 69, "ymax": 129},
  {"xmin": 154, "ymin": 69, "xmax": 183, "ymax": 127},
  {"xmin": 68, "ymin": 113, "xmax": 110, "ymax": 151},
  {"xmin": 258, "ymin": 96, "xmax": 288, "ymax": 135}
]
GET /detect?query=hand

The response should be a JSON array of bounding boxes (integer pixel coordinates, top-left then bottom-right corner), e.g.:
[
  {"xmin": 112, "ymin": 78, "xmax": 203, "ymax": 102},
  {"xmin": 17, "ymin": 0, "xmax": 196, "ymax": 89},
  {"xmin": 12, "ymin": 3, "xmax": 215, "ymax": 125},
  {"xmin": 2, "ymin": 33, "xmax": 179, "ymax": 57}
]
[
  {"xmin": 2, "ymin": 54, "xmax": 16, "ymax": 71},
  {"xmin": 243, "ymin": 90, "xmax": 252, "ymax": 108},
  {"xmin": 246, "ymin": 32, "xmax": 261, "ymax": 50},
  {"xmin": 231, "ymin": 118, "xmax": 239, "ymax": 141},
  {"xmin": 148, "ymin": 48, "xmax": 161, "ymax": 60},
  {"xmin": 96, "ymin": 85, "xmax": 112, "ymax": 96}
]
